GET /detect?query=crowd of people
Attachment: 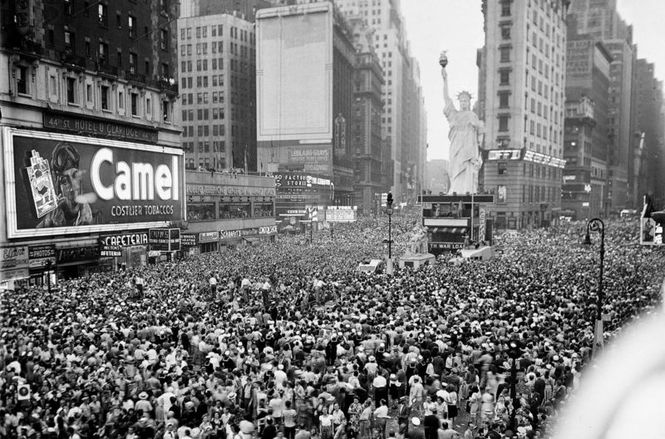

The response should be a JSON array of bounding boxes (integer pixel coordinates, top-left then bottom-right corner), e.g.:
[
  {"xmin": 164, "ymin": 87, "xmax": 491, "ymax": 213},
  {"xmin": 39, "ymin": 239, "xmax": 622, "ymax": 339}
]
[{"xmin": 1, "ymin": 210, "xmax": 663, "ymax": 439}]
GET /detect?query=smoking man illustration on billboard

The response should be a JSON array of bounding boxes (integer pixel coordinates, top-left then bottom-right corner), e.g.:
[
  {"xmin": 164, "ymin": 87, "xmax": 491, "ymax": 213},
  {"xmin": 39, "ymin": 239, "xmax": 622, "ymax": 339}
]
[{"xmin": 24, "ymin": 142, "xmax": 99, "ymax": 228}]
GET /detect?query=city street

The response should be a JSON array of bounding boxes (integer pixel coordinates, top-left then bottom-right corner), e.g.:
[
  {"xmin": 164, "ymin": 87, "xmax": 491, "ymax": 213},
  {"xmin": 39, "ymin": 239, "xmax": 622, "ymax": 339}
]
[{"xmin": 1, "ymin": 213, "xmax": 664, "ymax": 438}]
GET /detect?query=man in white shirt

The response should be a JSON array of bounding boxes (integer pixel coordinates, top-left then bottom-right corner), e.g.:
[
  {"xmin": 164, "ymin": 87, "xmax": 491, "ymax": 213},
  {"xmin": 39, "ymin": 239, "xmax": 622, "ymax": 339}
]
[{"xmin": 209, "ymin": 274, "xmax": 218, "ymax": 295}]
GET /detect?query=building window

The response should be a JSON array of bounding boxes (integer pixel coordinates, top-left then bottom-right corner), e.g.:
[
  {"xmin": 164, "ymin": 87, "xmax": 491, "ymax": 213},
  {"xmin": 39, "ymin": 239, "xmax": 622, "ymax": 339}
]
[
  {"xmin": 161, "ymin": 63, "xmax": 169, "ymax": 77},
  {"xmin": 86, "ymin": 83, "xmax": 92, "ymax": 103},
  {"xmin": 46, "ymin": 29, "xmax": 55, "ymax": 48},
  {"xmin": 498, "ymin": 115, "xmax": 509, "ymax": 132},
  {"xmin": 64, "ymin": 0, "xmax": 73, "ymax": 15},
  {"xmin": 116, "ymin": 12, "xmax": 122, "ymax": 28},
  {"xmin": 16, "ymin": 66, "xmax": 28, "ymax": 95},
  {"xmin": 101, "ymin": 85, "xmax": 110, "ymax": 110},
  {"xmin": 500, "ymin": 47, "xmax": 510, "ymax": 63},
  {"xmin": 162, "ymin": 100, "xmax": 170, "ymax": 122},
  {"xmin": 99, "ymin": 42, "xmax": 108, "ymax": 64},
  {"xmin": 128, "ymin": 15, "xmax": 136, "ymax": 38},
  {"xmin": 131, "ymin": 92, "xmax": 139, "ymax": 116},
  {"xmin": 498, "ymin": 162, "xmax": 508, "ymax": 175},
  {"xmin": 64, "ymin": 30, "xmax": 74, "ymax": 51},
  {"xmin": 66, "ymin": 77, "xmax": 77, "ymax": 104},
  {"xmin": 501, "ymin": 25, "xmax": 511, "ymax": 40},
  {"xmin": 498, "ymin": 91, "xmax": 510, "ymax": 108},
  {"xmin": 499, "ymin": 69, "xmax": 510, "ymax": 85},
  {"xmin": 146, "ymin": 96, "xmax": 151, "ymax": 115},
  {"xmin": 129, "ymin": 52, "xmax": 138, "ymax": 74},
  {"xmin": 501, "ymin": 1, "xmax": 511, "ymax": 16},
  {"xmin": 118, "ymin": 91, "xmax": 124, "ymax": 109},
  {"xmin": 160, "ymin": 29, "xmax": 168, "ymax": 50},
  {"xmin": 98, "ymin": 3, "xmax": 108, "ymax": 26}
]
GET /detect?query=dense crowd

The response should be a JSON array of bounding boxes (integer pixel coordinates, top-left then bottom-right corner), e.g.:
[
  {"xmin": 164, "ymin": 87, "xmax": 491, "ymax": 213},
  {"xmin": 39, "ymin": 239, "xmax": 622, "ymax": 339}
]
[{"xmin": 1, "ymin": 211, "xmax": 663, "ymax": 439}]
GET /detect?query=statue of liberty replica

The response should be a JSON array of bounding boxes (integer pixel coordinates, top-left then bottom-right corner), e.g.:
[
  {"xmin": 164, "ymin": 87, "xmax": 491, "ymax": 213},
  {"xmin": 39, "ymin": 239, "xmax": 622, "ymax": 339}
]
[{"xmin": 440, "ymin": 51, "xmax": 485, "ymax": 195}]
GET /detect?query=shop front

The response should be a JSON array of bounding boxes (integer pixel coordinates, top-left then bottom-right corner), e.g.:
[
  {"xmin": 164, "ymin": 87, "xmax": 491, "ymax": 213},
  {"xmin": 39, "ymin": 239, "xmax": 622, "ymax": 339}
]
[
  {"xmin": 99, "ymin": 231, "xmax": 150, "ymax": 270},
  {"xmin": 198, "ymin": 231, "xmax": 220, "ymax": 253},
  {"xmin": 27, "ymin": 245, "xmax": 57, "ymax": 288},
  {"xmin": 0, "ymin": 246, "xmax": 30, "ymax": 291},
  {"xmin": 55, "ymin": 241, "xmax": 101, "ymax": 279},
  {"xmin": 181, "ymin": 233, "xmax": 199, "ymax": 257}
]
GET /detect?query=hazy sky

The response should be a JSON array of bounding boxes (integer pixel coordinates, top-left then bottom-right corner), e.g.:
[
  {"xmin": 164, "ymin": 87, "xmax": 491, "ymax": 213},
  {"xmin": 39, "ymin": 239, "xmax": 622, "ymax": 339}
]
[{"xmin": 401, "ymin": 0, "xmax": 665, "ymax": 162}]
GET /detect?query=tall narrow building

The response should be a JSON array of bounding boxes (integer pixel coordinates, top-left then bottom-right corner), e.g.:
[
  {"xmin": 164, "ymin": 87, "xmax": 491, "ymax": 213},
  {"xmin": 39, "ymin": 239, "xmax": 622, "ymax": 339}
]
[
  {"xmin": 347, "ymin": 17, "xmax": 390, "ymax": 213},
  {"xmin": 335, "ymin": 0, "xmax": 427, "ymax": 204},
  {"xmin": 255, "ymin": 2, "xmax": 357, "ymax": 206},
  {"xmin": 177, "ymin": 13, "xmax": 257, "ymax": 172},
  {"xmin": 567, "ymin": 0, "xmax": 634, "ymax": 210},
  {"xmin": 479, "ymin": 0, "xmax": 569, "ymax": 229},
  {"xmin": 562, "ymin": 26, "xmax": 612, "ymax": 219},
  {"xmin": 631, "ymin": 60, "xmax": 665, "ymax": 206}
]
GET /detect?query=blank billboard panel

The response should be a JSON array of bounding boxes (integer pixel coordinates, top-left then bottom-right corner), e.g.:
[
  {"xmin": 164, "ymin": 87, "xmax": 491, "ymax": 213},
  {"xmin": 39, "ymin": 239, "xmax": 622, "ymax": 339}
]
[{"xmin": 257, "ymin": 5, "xmax": 333, "ymax": 142}]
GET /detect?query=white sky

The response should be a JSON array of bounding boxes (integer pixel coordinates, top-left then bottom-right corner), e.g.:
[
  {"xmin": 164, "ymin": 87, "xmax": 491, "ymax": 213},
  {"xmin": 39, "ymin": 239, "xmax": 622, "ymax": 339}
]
[{"xmin": 401, "ymin": 0, "xmax": 665, "ymax": 161}]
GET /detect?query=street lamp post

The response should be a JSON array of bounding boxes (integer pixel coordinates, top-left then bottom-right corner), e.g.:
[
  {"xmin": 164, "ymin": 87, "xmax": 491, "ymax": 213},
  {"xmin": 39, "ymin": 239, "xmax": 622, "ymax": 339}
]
[
  {"xmin": 386, "ymin": 192, "xmax": 393, "ymax": 259},
  {"xmin": 508, "ymin": 339, "xmax": 522, "ymax": 432},
  {"xmin": 45, "ymin": 260, "xmax": 52, "ymax": 294},
  {"xmin": 583, "ymin": 217, "xmax": 605, "ymax": 353}
]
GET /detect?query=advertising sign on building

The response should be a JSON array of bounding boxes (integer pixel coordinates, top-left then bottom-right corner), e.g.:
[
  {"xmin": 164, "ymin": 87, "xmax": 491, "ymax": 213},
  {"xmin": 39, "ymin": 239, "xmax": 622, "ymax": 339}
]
[
  {"xmin": 259, "ymin": 225, "xmax": 277, "ymax": 235},
  {"xmin": 43, "ymin": 111, "xmax": 159, "ymax": 144},
  {"xmin": 479, "ymin": 208, "xmax": 487, "ymax": 242},
  {"xmin": 199, "ymin": 231, "xmax": 220, "ymax": 243},
  {"xmin": 100, "ymin": 232, "xmax": 149, "ymax": 248},
  {"xmin": 220, "ymin": 230, "xmax": 243, "ymax": 240},
  {"xmin": 287, "ymin": 145, "xmax": 333, "ymax": 175},
  {"xmin": 181, "ymin": 234, "xmax": 198, "ymax": 247},
  {"xmin": 325, "ymin": 206, "xmax": 357, "ymax": 223},
  {"xmin": 56, "ymin": 247, "xmax": 100, "ymax": 263},
  {"xmin": 3, "ymin": 128, "xmax": 184, "ymax": 239},
  {"xmin": 149, "ymin": 228, "xmax": 181, "ymax": 252},
  {"xmin": 28, "ymin": 245, "xmax": 57, "ymax": 268},
  {"xmin": 1, "ymin": 247, "xmax": 29, "ymax": 278},
  {"xmin": 100, "ymin": 245, "xmax": 123, "ymax": 258}
]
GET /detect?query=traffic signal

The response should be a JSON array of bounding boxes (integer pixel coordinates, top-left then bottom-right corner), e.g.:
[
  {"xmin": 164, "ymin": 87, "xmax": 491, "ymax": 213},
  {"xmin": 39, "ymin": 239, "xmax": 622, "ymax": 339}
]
[{"xmin": 387, "ymin": 192, "xmax": 393, "ymax": 207}]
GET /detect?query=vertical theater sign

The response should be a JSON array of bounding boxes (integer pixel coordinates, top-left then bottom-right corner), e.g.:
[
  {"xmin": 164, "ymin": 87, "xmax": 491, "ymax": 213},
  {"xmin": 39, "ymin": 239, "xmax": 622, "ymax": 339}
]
[{"xmin": 2, "ymin": 128, "xmax": 185, "ymax": 238}]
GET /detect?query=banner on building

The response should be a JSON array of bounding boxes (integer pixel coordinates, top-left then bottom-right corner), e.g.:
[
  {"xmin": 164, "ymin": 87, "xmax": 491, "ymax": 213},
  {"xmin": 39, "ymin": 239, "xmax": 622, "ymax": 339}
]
[{"xmin": 3, "ymin": 128, "xmax": 184, "ymax": 238}]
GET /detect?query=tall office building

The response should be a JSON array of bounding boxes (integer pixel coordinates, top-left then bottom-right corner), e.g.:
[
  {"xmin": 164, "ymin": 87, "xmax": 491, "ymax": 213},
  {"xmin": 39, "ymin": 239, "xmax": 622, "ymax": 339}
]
[
  {"xmin": 177, "ymin": 13, "xmax": 257, "ymax": 172},
  {"xmin": 631, "ymin": 60, "xmax": 665, "ymax": 206},
  {"xmin": 479, "ymin": 0, "xmax": 569, "ymax": 229},
  {"xmin": 0, "ymin": 0, "xmax": 183, "ymax": 285},
  {"xmin": 567, "ymin": 0, "xmax": 634, "ymax": 210},
  {"xmin": 335, "ymin": 0, "xmax": 427, "ymax": 203},
  {"xmin": 255, "ymin": 2, "xmax": 357, "ymax": 205},
  {"xmin": 562, "ymin": 26, "xmax": 612, "ymax": 219},
  {"xmin": 568, "ymin": 0, "xmax": 630, "ymax": 41},
  {"xmin": 347, "ymin": 17, "xmax": 390, "ymax": 213}
]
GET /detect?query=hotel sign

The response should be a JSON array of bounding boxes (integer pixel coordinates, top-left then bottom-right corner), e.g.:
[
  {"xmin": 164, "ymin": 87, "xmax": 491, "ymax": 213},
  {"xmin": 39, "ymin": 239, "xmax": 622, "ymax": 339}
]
[{"xmin": 44, "ymin": 111, "xmax": 158, "ymax": 143}]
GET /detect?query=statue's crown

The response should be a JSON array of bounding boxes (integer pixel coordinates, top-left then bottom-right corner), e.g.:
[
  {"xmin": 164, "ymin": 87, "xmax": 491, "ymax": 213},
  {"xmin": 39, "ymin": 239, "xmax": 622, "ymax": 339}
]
[{"xmin": 457, "ymin": 91, "xmax": 473, "ymax": 101}]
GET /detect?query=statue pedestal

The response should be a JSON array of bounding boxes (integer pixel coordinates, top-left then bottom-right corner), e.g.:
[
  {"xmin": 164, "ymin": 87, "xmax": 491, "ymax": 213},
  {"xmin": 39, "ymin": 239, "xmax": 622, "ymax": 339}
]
[{"xmin": 398, "ymin": 253, "xmax": 436, "ymax": 270}]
